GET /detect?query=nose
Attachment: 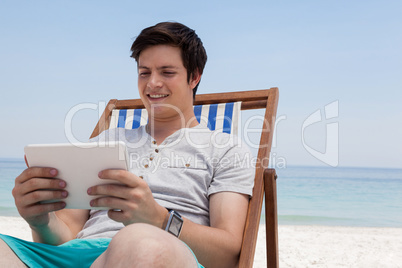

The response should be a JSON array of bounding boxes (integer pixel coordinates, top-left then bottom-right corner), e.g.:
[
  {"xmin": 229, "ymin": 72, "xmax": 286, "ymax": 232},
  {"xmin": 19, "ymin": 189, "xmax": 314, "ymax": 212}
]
[{"xmin": 147, "ymin": 73, "xmax": 163, "ymax": 89}]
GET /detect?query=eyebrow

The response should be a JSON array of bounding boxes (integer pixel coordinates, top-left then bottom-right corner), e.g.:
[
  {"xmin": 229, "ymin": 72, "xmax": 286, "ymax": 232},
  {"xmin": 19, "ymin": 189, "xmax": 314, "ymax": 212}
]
[{"xmin": 138, "ymin": 65, "xmax": 179, "ymax": 70}]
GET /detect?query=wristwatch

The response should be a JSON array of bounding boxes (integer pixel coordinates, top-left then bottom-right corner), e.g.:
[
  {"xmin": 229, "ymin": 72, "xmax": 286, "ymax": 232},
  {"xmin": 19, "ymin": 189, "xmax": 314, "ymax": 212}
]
[{"xmin": 163, "ymin": 209, "xmax": 183, "ymax": 237}]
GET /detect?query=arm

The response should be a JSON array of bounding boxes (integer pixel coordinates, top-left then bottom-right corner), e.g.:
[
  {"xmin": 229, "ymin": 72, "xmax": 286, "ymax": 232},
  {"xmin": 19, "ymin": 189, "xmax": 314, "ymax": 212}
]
[
  {"xmin": 31, "ymin": 209, "xmax": 89, "ymax": 244},
  {"xmin": 179, "ymin": 192, "xmax": 249, "ymax": 268}
]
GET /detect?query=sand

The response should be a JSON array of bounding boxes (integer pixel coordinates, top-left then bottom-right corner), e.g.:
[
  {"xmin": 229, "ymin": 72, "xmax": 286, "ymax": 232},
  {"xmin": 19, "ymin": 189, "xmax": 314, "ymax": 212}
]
[
  {"xmin": 1, "ymin": 216, "xmax": 401, "ymax": 267},
  {"xmin": 255, "ymin": 224, "xmax": 402, "ymax": 268}
]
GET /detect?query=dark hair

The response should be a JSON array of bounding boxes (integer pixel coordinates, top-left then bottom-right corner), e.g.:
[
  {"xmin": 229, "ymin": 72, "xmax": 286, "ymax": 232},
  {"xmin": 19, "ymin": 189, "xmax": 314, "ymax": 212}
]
[{"xmin": 130, "ymin": 22, "xmax": 207, "ymax": 97}]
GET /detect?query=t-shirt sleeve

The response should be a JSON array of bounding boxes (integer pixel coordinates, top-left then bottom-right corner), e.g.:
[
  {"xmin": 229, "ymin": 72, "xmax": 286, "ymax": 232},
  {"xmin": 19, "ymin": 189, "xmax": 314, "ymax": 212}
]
[{"xmin": 207, "ymin": 142, "xmax": 255, "ymax": 197}]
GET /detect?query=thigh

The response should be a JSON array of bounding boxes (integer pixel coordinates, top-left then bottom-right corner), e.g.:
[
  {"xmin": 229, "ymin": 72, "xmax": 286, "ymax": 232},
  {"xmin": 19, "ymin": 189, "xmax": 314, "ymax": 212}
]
[
  {"xmin": 0, "ymin": 234, "xmax": 109, "ymax": 268},
  {"xmin": 0, "ymin": 238, "xmax": 28, "ymax": 267}
]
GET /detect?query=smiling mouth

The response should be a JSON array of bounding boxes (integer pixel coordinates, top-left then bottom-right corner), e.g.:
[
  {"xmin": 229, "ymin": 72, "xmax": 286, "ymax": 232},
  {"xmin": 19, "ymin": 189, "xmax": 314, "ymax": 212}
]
[{"xmin": 148, "ymin": 94, "xmax": 169, "ymax": 99}]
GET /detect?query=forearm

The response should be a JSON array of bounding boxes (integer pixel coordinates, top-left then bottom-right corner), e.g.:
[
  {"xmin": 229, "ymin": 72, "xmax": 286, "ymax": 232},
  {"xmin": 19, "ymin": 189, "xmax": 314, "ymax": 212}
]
[
  {"xmin": 179, "ymin": 218, "xmax": 242, "ymax": 268},
  {"xmin": 30, "ymin": 212, "xmax": 77, "ymax": 245},
  {"xmin": 30, "ymin": 209, "xmax": 89, "ymax": 245}
]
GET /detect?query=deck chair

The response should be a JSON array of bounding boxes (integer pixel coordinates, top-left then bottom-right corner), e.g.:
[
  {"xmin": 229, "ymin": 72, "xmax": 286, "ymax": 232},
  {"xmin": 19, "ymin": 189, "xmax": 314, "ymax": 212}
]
[{"xmin": 90, "ymin": 88, "xmax": 280, "ymax": 267}]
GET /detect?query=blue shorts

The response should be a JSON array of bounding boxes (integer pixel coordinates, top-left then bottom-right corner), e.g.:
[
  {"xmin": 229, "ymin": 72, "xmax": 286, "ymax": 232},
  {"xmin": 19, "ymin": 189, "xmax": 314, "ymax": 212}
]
[{"xmin": 0, "ymin": 233, "xmax": 204, "ymax": 268}]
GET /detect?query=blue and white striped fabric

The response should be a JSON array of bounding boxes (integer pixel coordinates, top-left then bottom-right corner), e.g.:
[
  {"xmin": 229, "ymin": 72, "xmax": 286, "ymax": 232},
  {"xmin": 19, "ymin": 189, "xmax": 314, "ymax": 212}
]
[{"xmin": 109, "ymin": 102, "xmax": 241, "ymax": 135}]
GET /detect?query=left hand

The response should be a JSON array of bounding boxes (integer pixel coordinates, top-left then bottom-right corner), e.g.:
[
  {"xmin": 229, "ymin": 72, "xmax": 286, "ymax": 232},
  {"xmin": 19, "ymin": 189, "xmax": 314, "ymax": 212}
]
[{"xmin": 87, "ymin": 169, "xmax": 167, "ymax": 227}]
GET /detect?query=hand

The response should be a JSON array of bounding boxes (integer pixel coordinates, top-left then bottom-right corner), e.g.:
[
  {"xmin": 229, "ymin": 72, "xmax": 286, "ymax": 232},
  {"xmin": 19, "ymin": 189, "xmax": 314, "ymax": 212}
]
[
  {"xmin": 13, "ymin": 166, "xmax": 68, "ymax": 228},
  {"xmin": 87, "ymin": 169, "xmax": 167, "ymax": 227}
]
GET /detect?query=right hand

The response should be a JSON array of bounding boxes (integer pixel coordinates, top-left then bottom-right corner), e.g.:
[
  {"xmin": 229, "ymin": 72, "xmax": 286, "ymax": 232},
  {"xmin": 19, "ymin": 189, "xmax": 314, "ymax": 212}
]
[{"xmin": 12, "ymin": 165, "xmax": 68, "ymax": 228}]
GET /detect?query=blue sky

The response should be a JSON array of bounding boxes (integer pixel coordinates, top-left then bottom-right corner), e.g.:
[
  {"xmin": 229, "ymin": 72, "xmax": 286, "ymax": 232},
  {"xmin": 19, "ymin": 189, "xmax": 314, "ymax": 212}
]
[{"xmin": 0, "ymin": 0, "xmax": 401, "ymax": 168}]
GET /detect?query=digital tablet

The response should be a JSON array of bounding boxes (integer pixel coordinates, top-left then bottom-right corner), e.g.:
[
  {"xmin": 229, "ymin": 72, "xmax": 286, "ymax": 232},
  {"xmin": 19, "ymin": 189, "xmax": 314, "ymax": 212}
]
[{"xmin": 24, "ymin": 141, "xmax": 129, "ymax": 210}]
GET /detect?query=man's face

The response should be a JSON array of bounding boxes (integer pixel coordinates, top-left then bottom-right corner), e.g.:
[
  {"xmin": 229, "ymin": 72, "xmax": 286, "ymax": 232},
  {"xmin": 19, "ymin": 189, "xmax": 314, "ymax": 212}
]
[{"xmin": 137, "ymin": 45, "xmax": 199, "ymax": 124}]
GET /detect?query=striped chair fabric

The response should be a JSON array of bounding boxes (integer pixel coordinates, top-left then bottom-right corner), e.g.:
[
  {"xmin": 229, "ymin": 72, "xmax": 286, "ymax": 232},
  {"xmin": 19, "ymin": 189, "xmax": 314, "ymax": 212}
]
[{"xmin": 109, "ymin": 102, "xmax": 241, "ymax": 135}]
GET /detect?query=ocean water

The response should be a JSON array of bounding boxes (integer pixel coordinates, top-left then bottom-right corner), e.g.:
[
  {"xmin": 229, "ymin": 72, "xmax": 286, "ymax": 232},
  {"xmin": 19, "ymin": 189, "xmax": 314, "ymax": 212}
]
[
  {"xmin": 1, "ymin": 158, "xmax": 401, "ymax": 227},
  {"xmin": 275, "ymin": 166, "xmax": 402, "ymax": 227},
  {"xmin": 0, "ymin": 158, "xmax": 26, "ymax": 216}
]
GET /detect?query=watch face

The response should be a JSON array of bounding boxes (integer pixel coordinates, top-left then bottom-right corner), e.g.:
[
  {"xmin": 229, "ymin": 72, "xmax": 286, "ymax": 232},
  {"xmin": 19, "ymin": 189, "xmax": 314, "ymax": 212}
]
[{"xmin": 168, "ymin": 214, "xmax": 183, "ymax": 237}]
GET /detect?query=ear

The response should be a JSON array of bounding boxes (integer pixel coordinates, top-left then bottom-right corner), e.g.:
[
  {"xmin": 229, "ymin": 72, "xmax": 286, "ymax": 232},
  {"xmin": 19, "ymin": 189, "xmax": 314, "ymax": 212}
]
[{"xmin": 189, "ymin": 71, "xmax": 202, "ymax": 90}]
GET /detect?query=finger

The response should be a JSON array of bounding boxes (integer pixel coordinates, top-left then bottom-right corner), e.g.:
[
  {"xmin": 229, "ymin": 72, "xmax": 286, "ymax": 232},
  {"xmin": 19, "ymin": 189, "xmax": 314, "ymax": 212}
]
[
  {"xmin": 107, "ymin": 209, "xmax": 127, "ymax": 223},
  {"xmin": 20, "ymin": 190, "xmax": 68, "ymax": 207},
  {"xmin": 90, "ymin": 195, "xmax": 129, "ymax": 210},
  {"xmin": 25, "ymin": 201, "xmax": 67, "ymax": 216},
  {"xmin": 98, "ymin": 169, "xmax": 140, "ymax": 187},
  {"xmin": 87, "ymin": 184, "xmax": 130, "ymax": 199},
  {"xmin": 16, "ymin": 167, "xmax": 58, "ymax": 184},
  {"xmin": 18, "ymin": 178, "xmax": 66, "ymax": 196}
]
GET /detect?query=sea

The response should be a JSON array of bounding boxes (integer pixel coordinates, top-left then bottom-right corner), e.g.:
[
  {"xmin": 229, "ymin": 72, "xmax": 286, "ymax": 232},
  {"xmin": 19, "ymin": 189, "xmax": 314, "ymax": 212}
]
[{"xmin": 1, "ymin": 158, "xmax": 401, "ymax": 228}]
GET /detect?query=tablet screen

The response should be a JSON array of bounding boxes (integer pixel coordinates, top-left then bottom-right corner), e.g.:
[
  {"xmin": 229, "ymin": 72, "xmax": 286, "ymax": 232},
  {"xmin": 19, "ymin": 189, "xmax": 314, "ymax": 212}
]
[{"xmin": 24, "ymin": 141, "xmax": 128, "ymax": 209}]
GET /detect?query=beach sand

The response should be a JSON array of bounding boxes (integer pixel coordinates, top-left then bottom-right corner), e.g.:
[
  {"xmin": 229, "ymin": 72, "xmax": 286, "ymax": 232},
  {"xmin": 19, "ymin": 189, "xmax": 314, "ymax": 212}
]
[
  {"xmin": 1, "ymin": 216, "xmax": 401, "ymax": 267},
  {"xmin": 255, "ymin": 224, "xmax": 402, "ymax": 268}
]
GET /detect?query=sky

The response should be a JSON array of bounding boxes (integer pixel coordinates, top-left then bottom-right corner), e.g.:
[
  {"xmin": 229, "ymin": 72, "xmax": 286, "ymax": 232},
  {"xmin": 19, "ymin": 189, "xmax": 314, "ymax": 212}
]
[{"xmin": 0, "ymin": 0, "xmax": 401, "ymax": 169}]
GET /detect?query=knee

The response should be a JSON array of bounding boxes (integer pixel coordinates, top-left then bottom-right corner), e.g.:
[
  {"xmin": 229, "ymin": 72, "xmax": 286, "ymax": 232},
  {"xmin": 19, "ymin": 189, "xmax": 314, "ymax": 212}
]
[
  {"xmin": 98, "ymin": 224, "xmax": 197, "ymax": 267},
  {"xmin": 113, "ymin": 223, "xmax": 167, "ymax": 246},
  {"xmin": 109, "ymin": 223, "xmax": 172, "ymax": 258}
]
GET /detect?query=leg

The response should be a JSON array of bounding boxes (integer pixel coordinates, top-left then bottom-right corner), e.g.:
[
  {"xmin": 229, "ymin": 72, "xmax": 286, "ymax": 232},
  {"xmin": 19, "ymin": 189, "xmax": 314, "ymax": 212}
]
[
  {"xmin": 91, "ymin": 223, "xmax": 198, "ymax": 268},
  {"xmin": 0, "ymin": 239, "xmax": 27, "ymax": 267}
]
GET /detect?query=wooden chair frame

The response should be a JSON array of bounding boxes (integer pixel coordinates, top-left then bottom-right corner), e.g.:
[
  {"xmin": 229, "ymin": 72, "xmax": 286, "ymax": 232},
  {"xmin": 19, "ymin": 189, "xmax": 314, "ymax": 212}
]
[{"xmin": 90, "ymin": 88, "xmax": 279, "ymax": 267}]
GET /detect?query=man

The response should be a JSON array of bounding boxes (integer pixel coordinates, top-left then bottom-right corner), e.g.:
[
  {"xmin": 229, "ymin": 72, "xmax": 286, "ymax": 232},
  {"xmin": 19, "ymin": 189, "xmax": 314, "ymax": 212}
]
[{"xmin": 0, "ymin": 22, "xmax": 254, "ymax": 268}]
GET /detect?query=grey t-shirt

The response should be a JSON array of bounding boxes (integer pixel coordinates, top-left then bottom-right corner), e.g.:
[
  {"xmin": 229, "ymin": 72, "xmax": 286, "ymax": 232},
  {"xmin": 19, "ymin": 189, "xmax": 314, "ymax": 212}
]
[{"xmin": 77, "ymin": 124, "xmax": 255, "ymax": 239}]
